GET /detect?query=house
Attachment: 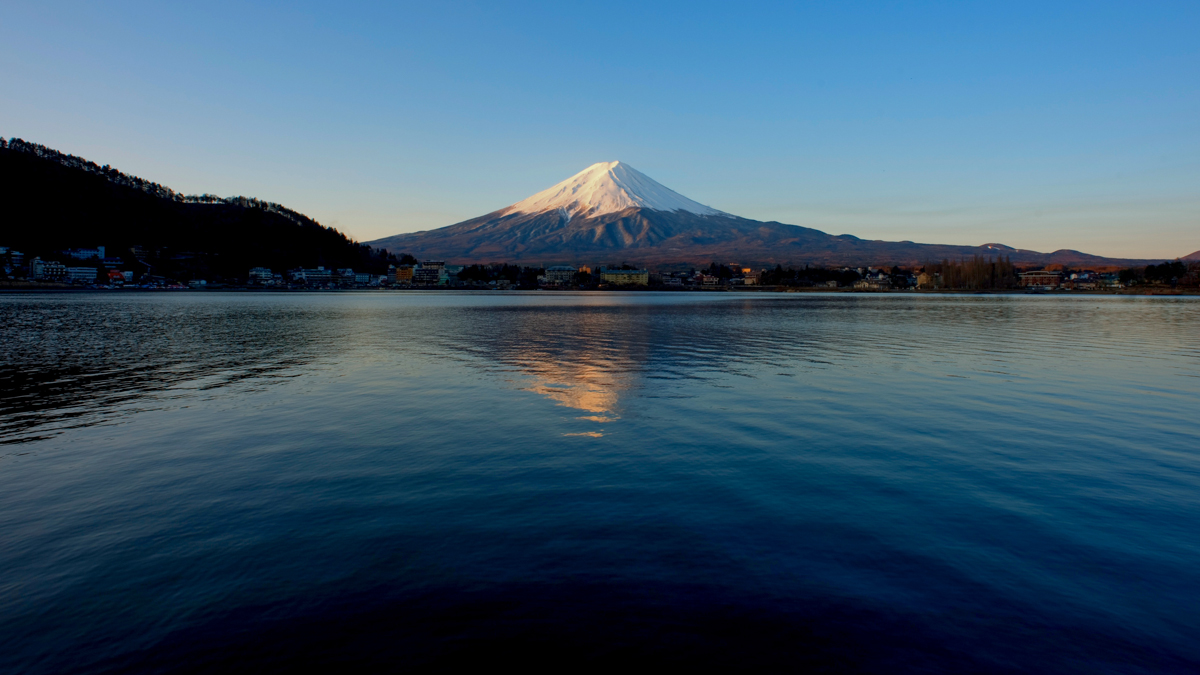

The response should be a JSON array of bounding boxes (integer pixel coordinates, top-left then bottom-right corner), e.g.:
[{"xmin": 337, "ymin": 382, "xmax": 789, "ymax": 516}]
[
  {"xmin": 66, "ymin": 267, "xmax": 98, "ymax": 283},
  {"xmin": 1019, "ymin": 270, "xmax": 1062, "ymax": 290},
  {"xmin": 248, "ymin": 267, "xmax": 274, "ymax": 283},
  {"xmin": 1062, "ymin": 271, "xmax": 1099, "ymax": 290},
  {"xmin": 30, "ymin": 258, "xmax": 67, "ymax": 280},
  {"xmin": 916, "ymin": 272, "xmax": 941, "ymax": 289},
  {"xmin": 544, "ymin": 266, "xmax": 577, "ymax": 284},
  {"xmin": 412, "ymin": 261, "xmax": 447, "ymax": 286},
  {"xmin": 412, "ymin": 267, "xmax": 443, "ymax": 285},
  {"xmin": 855, "ymin": 271, "xmax": 892, "ymax": 290},
  {"xmin": 599, "ymin": 268, "xmax": 649, "ymax": 285},
  {"xmin": 288, "ymin": 267, "xmax": 342, "ymax": 285},
  {"xmin": 299, "ymin": 267, "xmax": 333, "ymax": 285},
  {"xmin": 854, "ymin": 277, "xmax": 892, "ymax": 291}
]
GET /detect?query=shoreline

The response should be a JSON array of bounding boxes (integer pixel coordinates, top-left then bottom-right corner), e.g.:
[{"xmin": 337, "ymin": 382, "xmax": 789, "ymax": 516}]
[{"xmin": 2, "ymin": 284, "xmax": 1197, "ymax": 296}]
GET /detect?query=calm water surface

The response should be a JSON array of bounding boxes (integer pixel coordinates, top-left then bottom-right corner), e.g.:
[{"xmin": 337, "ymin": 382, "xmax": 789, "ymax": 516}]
[{"xmin": 2, "ymin": 291, "xmax": 1198, "ymax": 673}]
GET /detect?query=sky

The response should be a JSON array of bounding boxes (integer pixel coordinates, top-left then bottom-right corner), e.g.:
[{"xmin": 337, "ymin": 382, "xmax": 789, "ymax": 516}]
[{"xmin": 2, "ymin": 0, "xmax": 1198, "ymax": 258}]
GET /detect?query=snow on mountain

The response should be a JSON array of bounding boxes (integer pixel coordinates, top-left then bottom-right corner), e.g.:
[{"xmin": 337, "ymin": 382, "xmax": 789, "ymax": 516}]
[
  {"xmin": 505, "ymin": 161, "xmax": 724, "ymax": 221},
  {"xmin": 367, "ymin": 161, "xmax": 1160, "ymax": 268}
]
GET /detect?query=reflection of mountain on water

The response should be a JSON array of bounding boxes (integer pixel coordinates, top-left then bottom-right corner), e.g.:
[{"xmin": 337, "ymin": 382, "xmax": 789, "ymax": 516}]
[
  {"xmin": 443, "ymin": 309, "xmax": 656, "ymax": 433},
  {"xmin": 437, "ymin": 301, "xmax": 779, "ymax": 431},
  {"xmin": 529, "ymin": 363, "xmax": 621, "ymax": 417},
  {"xmin": 436, "ymin": 306, "xmax": 676, "ymax": 427},
  {"xmin": 7, "ymin": 292, "xmax": 1179, "ymax": 446}
]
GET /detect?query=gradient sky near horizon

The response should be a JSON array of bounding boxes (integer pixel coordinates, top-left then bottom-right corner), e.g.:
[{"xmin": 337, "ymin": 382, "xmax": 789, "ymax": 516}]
[{"xmin": 2, "ymin": 1, "xmax": 1198, "ymax": 258}]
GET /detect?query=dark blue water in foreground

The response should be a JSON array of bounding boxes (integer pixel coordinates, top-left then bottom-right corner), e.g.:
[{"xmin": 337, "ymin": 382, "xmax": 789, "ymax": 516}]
[{"xmin": 2, "ymin": 291, "xmax": 1198, "ymax": 673}]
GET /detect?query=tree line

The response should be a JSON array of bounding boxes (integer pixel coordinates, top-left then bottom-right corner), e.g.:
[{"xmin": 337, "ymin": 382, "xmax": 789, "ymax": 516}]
[
  {"xmin": 923, "ymin": 256, "xmax": 1018, "ymax": 289},
  {"xmin": 2, "ymin": 137, "xmax": 327, "ymax": 231},
  {"xmin": 757, "ymin": 264, "xmax": 870, "ymax": 287},
  {"xmin": 457, "ymin": 264, "xmax": 544, "ymax": 288},
  {"xmin": 1119, "ymin": 261, "xmax": 1198, "ymax": 287},
  {"xmin": 0, "ymin": 136, "xmax": 414, "ymax": 282}
]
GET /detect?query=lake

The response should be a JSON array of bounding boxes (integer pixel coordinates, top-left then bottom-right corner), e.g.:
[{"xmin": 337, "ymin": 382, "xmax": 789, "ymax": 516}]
[{"xmin": 2, "ymin": 291, "xmax": 1198, "ymax": 673}]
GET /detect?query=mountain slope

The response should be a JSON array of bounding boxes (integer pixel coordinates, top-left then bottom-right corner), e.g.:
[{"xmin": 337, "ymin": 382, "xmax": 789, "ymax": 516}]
[
  {"xmin": 1, "ymin": 138, "xmax": 404, "ymax": 280},
  {"xmin": 370, "ymin": 162, "xmax": 1161, "ymax": 267}
]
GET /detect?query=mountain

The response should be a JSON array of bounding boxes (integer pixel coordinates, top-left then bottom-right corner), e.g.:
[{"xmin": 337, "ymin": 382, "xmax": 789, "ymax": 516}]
[
  {"xmin": 0, "ymin": 137, "xmax": 404, "ymax": 281},
  {"xmin": 1183, "ymin": 250, "xmax": 1200, "ymax": 262},
  {"xmin": 369, "ymin": 162, "xmax": 1161, "ymax": 268}
]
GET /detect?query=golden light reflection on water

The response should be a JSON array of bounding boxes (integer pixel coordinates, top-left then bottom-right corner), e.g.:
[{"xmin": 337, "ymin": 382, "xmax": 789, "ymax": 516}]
[
  {"xmin": 529, "ymin": 376, "xmax": 618, "ymax": 414},
  {"xmin": 451, "ymin": 309, "xmax": 664, "ymax": 438},
  {"xmin": 514, "ymin": 356, "xmax": 631, "ymax": 437}
]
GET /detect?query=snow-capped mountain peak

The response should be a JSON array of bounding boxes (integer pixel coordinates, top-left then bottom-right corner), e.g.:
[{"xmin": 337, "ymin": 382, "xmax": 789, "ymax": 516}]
[{"xmin": 505, "ymin": 161, "xmax": 724, "ymax": 220}]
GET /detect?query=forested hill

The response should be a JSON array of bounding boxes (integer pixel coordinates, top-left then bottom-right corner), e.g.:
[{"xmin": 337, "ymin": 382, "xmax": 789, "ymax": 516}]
[{"xmin": 0, "ymin": 137, "xmax": 409, "ymax": 281}]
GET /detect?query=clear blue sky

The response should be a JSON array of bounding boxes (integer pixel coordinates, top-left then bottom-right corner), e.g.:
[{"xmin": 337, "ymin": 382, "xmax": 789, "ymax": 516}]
[{"xmin": 3, "ymin": 1, "xmax": 1197, "ymax": 258}]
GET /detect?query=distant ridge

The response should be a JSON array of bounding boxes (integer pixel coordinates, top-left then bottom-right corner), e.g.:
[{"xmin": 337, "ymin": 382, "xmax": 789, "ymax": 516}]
[{"xmin": 370, "ymin": 162, "xmax": 1169, "ymax": 268}]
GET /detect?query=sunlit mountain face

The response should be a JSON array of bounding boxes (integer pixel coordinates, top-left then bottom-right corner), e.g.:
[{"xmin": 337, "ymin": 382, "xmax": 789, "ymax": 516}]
[{"xmin": 368, "ymin": 162, "xmax": 1162, "ymax": 268}]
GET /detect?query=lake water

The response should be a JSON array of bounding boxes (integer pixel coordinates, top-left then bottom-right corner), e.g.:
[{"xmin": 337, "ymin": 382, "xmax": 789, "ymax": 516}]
[{"xmin": 2, "ymin": 291, "xmax": 1198, "ymax": 673}]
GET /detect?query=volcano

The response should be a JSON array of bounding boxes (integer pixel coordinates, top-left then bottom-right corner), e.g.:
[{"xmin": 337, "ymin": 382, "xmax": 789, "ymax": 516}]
[{"xmin": 368, "ymin": 162, "xmax": 1160, "ymax": 267}]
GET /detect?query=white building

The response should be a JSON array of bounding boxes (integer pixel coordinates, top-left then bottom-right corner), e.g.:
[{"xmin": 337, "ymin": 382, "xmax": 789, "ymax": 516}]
[
  {"xmin": 544, "ymin": 266, "xmax": 577, "ymax": 284},
  {"xmin": 412, "ymin": 266, "xmax": 443, "ymax": 285},
  {"xmin": 291, "ymin": 267, "xmax": 333, "ymax": 284},
  {"xmin": 30, "ymin": 258, "xmax": 67, "ymax": 280},
  {"xmin": 65, "ymin": 267, "xmax": 98, "ymax": 283}
]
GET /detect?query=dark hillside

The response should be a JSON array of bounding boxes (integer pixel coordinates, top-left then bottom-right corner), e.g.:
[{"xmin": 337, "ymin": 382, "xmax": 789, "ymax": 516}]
[{"xmin": 0, "ymin": 138, "xmax": 407, "ymax": 281}]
